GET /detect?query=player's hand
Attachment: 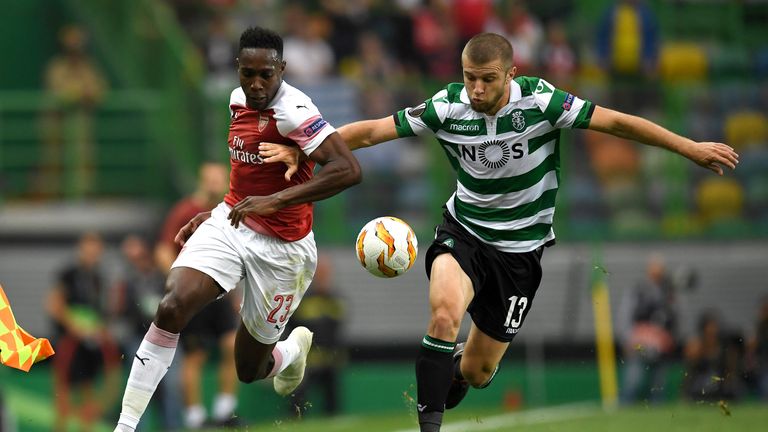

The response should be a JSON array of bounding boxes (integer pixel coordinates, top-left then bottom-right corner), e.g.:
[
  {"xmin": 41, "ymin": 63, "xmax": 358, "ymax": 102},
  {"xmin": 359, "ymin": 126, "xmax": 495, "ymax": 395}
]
[
  {"xmin": 228, "ymin": 195, "xmax": 283, "ymax": 228},
  {"xmin": 686, "ymin": 142, "xmax": 739, "ymax": 175},
  {"xmin": 259, "ymin": 142, "xmax": 302, "ymax": 181},
  {"xmin": 174, "ymin": 211, "xmax": 212, "ymax": 246}
]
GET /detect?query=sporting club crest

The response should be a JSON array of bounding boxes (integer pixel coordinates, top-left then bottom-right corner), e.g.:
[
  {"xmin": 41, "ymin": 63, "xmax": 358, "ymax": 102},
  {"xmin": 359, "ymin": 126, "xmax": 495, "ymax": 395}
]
[{"xmin": 510, "ymin": 109, "xmax": 526, "ymax": 132}]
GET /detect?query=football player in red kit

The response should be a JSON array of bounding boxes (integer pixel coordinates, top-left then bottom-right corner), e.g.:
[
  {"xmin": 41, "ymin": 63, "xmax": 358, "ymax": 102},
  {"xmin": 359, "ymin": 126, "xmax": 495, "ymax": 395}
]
[{"xmin": 114, "ymin": 26, "xmax": 361, "ymax": 431}]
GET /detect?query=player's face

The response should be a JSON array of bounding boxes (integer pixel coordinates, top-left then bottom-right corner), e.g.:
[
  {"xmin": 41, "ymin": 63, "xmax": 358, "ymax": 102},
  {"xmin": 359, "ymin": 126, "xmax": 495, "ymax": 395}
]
[
  {"xmin": 237, "ymin": 48, "xmax": 285, "ymax": 111},
  {"xmin": 461, "ymin": 55, "xmax": 516, "ymax": 115}
]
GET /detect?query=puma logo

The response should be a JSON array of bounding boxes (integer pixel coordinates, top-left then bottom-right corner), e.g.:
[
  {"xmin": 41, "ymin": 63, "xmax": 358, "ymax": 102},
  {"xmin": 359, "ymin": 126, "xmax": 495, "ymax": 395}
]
[{"xmin": 135, "ymin": 354, "xmax": 150, "ymax": 366}]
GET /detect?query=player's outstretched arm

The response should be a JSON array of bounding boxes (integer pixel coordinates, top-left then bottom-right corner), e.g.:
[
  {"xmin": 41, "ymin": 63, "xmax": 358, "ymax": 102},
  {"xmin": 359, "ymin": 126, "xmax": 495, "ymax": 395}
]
[
  {"xmin": 588, "ymin": 106, "xmax": 739, "ymax": 175},
  {"xmin": 259, "ymin": 116, "xmax": 398, "ymax": 180},
  {"xmin": 229, "ymin": 132, "xmax": 361, "ymax": 227},
  {"xmin": 337, "ymin": 116, "xmax": 399, "ymax": 149}
]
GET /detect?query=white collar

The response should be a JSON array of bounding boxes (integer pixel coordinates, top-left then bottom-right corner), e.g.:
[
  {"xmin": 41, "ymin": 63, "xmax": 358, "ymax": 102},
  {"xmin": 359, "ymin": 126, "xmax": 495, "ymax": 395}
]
[
  {"xmin": 509, "ymin": 79, "xmax": 522, "ymax": 103},
  {"xmin": 265, "ymin": 81, "xmax": 286, "ymax": 110}
]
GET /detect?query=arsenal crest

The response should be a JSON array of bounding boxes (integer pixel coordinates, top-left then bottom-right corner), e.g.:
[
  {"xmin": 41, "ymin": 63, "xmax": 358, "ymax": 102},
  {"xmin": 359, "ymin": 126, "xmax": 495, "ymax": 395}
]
[{"xmin": 258, "ymin": 113, "xmax": 269, "ymax": 132}]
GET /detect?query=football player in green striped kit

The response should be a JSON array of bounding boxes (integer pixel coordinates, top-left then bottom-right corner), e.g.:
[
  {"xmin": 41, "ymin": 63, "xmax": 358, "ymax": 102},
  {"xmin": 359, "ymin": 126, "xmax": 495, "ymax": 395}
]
[{"xmin": 260, "ymin": 33, "xmax": 739, "ymax": 431}]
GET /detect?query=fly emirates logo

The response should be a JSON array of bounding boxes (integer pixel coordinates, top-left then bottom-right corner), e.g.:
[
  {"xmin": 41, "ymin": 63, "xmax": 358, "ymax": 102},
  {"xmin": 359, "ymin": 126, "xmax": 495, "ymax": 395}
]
[{"xmin": 229, "ymin": 135, "xmax": 264, "ymax": 165}]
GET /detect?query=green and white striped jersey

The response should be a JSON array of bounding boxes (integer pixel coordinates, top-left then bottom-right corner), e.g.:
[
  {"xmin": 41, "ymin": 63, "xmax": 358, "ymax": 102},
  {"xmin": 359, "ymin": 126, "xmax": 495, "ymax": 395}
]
[{"xmin": 393, "ymin": 76, "xmax": 594, "ymax": 253}]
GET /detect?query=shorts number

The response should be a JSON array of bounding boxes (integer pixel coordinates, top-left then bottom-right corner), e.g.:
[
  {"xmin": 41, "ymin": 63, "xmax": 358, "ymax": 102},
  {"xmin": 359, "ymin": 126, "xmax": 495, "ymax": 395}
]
[
  {"xmin": 267, "ymin": 294, "xmax": 294, "ymax": 323},
  {"xmin": 504, "ymin": 296, "xmax": 528, "ymax": 329}
]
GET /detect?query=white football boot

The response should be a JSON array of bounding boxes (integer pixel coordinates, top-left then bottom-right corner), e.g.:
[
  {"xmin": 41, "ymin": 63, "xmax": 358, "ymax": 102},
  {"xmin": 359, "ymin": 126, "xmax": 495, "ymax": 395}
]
[{"xmin": 273, "ymin": 326, "xmax": 314, "ymax": 396}]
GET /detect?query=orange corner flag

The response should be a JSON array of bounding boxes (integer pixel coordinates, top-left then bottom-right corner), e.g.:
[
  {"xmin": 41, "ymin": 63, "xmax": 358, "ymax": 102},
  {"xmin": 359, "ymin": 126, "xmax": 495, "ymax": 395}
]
[{"xmin": 0, "ymin": 283, "xmax": 55, "ymax": 372}]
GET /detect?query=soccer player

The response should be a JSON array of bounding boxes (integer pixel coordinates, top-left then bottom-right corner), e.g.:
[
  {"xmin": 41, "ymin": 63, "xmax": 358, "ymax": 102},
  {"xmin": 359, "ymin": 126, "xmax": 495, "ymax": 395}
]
[
  {"xmin": 113, "ymin": 26, "xmax": 362, "ymax": 431},
  {"xmin": 259, "ymin": 33, "xmax": 738, "ymax": 431}
]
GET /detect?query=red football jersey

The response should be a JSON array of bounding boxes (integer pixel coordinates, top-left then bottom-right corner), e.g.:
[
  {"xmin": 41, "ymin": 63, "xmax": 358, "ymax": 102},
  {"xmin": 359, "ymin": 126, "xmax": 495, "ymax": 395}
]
[{"xmin": 224, "ymin": 82, "xmax": 335, "ymax": 241}]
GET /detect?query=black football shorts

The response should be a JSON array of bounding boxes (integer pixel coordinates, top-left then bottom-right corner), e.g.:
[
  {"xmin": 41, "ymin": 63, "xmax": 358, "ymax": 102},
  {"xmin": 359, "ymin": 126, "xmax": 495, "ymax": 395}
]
[{"xmin": 425, "ymin": 210, "xmax": 545, "ymax": 342}]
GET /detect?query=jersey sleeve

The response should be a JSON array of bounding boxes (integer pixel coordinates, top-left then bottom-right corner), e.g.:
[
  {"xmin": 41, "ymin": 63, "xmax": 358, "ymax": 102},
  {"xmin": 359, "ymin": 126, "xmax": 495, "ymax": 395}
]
[
  {"xmin": 532, "ymin": 78, "xmax": 595, "ymax": 129},
  {"xmin": 274, "ymin": 94, "xmax": 336, "ymax": 156},
  {"xmin": 393, "ymin": 88, "xmax": 449, "ymax": 138},
  {"xmin": 229, "ymin": 87, "xmax": 246, "ymax": 119}
]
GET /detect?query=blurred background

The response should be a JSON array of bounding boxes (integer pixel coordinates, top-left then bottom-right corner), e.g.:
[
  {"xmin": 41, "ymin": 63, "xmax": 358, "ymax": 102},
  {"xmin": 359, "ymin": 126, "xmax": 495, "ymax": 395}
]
[{"xmin": 1, "ymin": 0, "xmax": 767, "ymax": 431}]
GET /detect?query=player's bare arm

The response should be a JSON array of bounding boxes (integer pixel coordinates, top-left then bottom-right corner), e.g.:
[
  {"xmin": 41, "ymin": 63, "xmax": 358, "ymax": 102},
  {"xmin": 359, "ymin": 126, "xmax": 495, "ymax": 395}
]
[
  {"xmin": 174, "ymin": 211, "xmax": 212, "ymax": 246},
  {"xmin": 588, "ymin": 106, "xmax": 739, "ymax": 175},
  {"xmin": 336, "ymin": 116, "xmax": 399, "ymax": 149},
  {"xmin": 228, "ymin": 131, "xmax": 361, "ymax": 228},
  {"xmin": 259, "ymin": 116, "xmax": 397, "ymax": 179}
]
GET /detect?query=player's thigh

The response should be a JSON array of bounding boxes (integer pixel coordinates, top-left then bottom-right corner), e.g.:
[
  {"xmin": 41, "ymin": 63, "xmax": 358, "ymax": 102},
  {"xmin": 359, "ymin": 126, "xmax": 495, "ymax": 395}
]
[
  {"xmin": 239, "ymin": 230, "xmax": 317, "ymax": 344},
  {"xmin": 165, "ymin": 209, "xmax": 245, "ymax": 327},
  {"xmin": 156, "ymin": 267, "xmax": 224, "ymax": 332},
  {"xmin": 467, "ymin": 246, "xmax": 544, "ymax": 342},
  {"xmin": 462, "ymin": 323, "xmax": 509, "ymax": 385},
  {"xmin": 428, "ymin": 253, "xmax": 474, "ymax": 319},
  {"xmin": 424, "ymin": 212, "xmax": 481, "ymax": 333},
  {"xmin": 170, "ymin": 203, "xmax": 247, "ymax": 296}
]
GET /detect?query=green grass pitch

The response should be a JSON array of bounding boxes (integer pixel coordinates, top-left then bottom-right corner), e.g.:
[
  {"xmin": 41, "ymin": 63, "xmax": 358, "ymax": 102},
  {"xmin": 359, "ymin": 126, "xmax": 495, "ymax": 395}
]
[{"xmin": 214, "ymin": 402, "xmax": 766, "ymax": 432}]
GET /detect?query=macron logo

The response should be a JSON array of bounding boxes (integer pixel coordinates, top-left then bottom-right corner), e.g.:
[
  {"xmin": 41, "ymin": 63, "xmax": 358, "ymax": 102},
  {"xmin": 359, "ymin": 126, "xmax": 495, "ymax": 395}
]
[{"xmin": 448, "ymin": 123, "xmax": 480, "ymax": 132}]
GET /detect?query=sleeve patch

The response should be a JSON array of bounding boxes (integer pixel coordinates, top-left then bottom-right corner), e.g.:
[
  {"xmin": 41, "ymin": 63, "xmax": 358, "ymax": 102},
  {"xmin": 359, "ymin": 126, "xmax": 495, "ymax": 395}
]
[
  {"xmin": 408, "ymin": 103, "xmax": 427, "ymax": 117},
  {"xmin": 303, "ymin": 117, "xmax": 328, "ymax": 137},
  {"xmin": 562, "ymin": 93, "xmax": 574, "ymax": 111}
]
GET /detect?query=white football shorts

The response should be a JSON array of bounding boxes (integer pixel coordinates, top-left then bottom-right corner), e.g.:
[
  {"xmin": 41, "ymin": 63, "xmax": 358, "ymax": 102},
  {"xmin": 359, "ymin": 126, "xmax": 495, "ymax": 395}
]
[{"xmin": 172, "ymin": 202, "xmax": 317, "ymax": 344}]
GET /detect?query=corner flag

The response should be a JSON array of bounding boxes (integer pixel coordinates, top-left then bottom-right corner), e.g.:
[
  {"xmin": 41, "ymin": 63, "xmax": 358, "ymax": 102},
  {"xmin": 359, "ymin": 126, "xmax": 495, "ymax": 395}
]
[{"xmin": 0, "ymin": 284, "xmax": 55, "ymax": 372}]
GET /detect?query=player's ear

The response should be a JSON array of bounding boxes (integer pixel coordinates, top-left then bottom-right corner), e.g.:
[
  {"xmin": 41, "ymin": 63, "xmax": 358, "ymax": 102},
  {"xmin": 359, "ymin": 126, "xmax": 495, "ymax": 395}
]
[{"xmin": 508, "ymin": 66, "xmax": 517, "ymax": 81}]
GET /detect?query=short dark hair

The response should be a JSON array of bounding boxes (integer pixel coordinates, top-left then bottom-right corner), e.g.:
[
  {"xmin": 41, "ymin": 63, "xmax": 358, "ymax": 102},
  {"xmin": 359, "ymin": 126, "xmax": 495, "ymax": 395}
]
[
  {"xmin": 239, "ymin": 26, "xmax": 283, "ymax": 58},
  {"xmin": 463, "ymin": 33, "xmax": 514, "ymax": 69}
]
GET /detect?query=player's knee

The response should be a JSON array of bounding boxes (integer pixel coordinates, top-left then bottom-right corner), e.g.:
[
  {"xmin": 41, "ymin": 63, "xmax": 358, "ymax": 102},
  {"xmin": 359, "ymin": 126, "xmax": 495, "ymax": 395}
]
[
  {"xmin": 429, "ymin": 308, "xmax": 462, "ymax": 339},
  {"xmin": 463, "ymin": 363, "xmax": 497, "ymax": 388},
  {"xmin": 156, "ymin": 289, "xmax": 188, "ymax": 330}
]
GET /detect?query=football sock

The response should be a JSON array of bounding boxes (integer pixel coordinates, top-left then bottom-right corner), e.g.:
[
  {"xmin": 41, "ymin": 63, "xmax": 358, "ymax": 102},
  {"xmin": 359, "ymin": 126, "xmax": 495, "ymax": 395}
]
[
  {"xmin": 212, "ymin": 392, "xmax": 238, "ymax": 421},
  {"xmin": 116, "ymin": 323, "xmax": 179, "ymax": 430},
  {"xmin": 266, "ymin": 338, "xmax": 301, "ymax": 378},
  {"xmin": 184, "ymin": 404, "xmax": 206, "ymax": 428},
  {"xmin": 416, "ymin": 335, "xmax": 456, "ymax": 432}
]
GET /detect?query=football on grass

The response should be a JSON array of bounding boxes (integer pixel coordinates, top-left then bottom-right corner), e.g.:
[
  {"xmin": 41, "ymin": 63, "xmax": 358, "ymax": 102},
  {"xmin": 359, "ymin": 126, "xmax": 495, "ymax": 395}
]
[{"xmin": 355, "ymin": 216, "xmax": 418, "ymax": 278}]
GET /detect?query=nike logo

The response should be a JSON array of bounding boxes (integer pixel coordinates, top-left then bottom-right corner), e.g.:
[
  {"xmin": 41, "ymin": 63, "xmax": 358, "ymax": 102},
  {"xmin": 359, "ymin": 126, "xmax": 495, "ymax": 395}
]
[
  {"xmin": 135, "ymin": 354, "xmax": 150, "ymax": 366},
  {"xmin": 417, "ymin": 404, "xmax": 427, "ymax": 412},
  {"xmin": 296, "ymin": 104, "xmax": 308, "ymax": 110}
]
